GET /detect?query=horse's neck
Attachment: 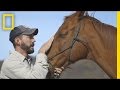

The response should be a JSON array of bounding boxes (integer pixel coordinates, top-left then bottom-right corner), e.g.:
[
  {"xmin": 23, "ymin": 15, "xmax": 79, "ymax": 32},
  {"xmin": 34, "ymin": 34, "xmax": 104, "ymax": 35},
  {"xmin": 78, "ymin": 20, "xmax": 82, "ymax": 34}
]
[
  {"xmin": 85, "ymin": 21, "xmax": 116, "ymax": 78},
  {"xmin": 89, "ymin": 23, "xmax": 116, "ymax": 60}
]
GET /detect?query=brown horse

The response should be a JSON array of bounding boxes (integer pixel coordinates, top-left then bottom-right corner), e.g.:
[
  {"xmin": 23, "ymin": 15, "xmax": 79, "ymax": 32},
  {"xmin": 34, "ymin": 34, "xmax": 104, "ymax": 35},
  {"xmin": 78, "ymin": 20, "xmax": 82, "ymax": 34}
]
[{"xmin": 46, "ymin": 11, "xmax": 117, "ymax": 79}]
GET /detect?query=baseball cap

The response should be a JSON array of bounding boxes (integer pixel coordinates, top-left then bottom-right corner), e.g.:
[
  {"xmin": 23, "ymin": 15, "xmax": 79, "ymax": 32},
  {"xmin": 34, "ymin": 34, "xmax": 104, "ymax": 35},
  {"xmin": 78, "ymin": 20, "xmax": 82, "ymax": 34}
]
[{"xmin": 9, "ymin": 25, "xmax": 38, "ymax": 43}]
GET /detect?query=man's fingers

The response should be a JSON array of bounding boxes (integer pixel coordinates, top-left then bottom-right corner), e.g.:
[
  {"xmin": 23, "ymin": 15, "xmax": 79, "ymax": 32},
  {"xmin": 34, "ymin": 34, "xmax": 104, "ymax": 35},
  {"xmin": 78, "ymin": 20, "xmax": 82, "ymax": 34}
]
[
  {"xmin": 39, "ymin": 36, "xmax": 55, "ymax": 54},
  {"xmin": 54, "ymin": 68, "xmax": 62, "ymax": 72},
  {"xmin": 54, "ymin": 67, "xmax": 64, "ymax": 74},
  {"xmin": 54, "ymin": 70, "xmax": 62, "ymax": 74},
  {"xmin": 54, "ymin": 73, "xmax": 60, "ymax": 76}
]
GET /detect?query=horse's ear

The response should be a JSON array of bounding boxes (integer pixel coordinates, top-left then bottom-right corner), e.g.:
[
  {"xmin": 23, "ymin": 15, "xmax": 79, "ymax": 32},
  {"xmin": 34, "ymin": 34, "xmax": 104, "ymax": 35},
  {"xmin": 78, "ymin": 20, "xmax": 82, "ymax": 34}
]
[
  {"xmin": 75, "ymin": 11, "xmax": 86, "ymax": 16},
  {"xmin": 84, "ymin": 11, "xmax": 89, "ymax": 16}
]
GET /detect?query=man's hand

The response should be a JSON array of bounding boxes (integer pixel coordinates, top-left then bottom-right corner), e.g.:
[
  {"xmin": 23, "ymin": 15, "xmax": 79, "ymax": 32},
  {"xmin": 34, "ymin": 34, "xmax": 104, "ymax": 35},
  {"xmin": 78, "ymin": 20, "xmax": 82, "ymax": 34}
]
[
  {"xmin": 38, "ymin": 36, "xmax": 54, "ymax": 54},
  {"xmin": 54, "ymin": 67, "xmax": 64, "ymax": 78}
]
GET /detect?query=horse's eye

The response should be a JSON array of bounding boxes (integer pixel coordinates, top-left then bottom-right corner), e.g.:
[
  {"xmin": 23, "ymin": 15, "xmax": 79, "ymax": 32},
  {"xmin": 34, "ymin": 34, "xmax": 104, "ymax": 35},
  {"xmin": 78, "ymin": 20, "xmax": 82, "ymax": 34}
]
[{"xmin": 60, "ymin": 32, "xmax": 68, "ymax": 37}]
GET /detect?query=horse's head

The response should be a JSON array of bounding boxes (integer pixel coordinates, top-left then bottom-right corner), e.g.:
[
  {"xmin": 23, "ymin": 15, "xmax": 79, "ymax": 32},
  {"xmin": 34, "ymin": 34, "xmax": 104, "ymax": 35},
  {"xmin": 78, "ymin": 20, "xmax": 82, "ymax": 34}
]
[
  {"xmin": 46, "ymin": 11, "xmax": 117, "ymax": 79},
  {"xmin": 46, "ymin": 11, "xmax": 89, "ymax": 74}
]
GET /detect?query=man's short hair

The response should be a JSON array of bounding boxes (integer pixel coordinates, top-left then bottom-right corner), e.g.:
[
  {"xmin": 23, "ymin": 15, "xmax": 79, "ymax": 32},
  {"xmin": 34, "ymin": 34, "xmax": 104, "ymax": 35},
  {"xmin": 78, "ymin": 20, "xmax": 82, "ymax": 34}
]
[{"xmin": 9, "ymin": 25, "xmax": 38, "ymax": 43}]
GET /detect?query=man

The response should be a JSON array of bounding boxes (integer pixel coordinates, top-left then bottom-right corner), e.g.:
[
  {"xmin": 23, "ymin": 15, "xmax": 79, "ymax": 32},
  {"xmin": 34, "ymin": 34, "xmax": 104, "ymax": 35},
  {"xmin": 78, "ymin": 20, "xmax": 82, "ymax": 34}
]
[{"xmin": 0, "ymin": 25, "xmax": 63, "ymax": 79}]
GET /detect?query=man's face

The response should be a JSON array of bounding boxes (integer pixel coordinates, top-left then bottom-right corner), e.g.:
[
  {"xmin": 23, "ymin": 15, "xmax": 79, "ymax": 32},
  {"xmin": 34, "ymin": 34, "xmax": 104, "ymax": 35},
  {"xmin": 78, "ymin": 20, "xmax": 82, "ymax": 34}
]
[{"xmin": 19, "ymin": 34, "xmax": 36, "ymax": 54}]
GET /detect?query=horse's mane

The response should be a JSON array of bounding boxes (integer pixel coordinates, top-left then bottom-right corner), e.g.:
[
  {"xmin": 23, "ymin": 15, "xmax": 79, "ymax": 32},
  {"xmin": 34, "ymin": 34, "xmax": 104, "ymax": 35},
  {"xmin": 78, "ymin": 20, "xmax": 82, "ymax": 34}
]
[{"xmin": 64, "ymin": 11, "xmax": 116, "ymax": 28}]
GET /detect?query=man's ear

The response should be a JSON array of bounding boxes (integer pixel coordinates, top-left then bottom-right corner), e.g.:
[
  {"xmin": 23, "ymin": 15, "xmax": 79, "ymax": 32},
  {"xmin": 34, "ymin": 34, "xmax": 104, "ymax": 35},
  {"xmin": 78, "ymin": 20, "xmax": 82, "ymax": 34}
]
[{"xmin": 15, "ymin": 37, "xmax": 21, "ymax": 45}]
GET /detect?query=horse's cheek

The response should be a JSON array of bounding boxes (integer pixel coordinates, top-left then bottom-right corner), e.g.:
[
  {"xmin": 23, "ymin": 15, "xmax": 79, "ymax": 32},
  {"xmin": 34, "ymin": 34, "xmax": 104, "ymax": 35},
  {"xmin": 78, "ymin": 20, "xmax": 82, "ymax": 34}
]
[{"xmin": 71, "ymin": 43, "xmax": 88, "ymax": 61}]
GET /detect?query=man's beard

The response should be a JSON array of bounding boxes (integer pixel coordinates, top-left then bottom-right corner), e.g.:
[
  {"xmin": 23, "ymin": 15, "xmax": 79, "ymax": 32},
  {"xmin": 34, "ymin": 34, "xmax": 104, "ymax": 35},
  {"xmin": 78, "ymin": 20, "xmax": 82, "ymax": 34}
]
[{"xmin": 20, "ymin": 42, "xmax": 34, "ymax": 54}]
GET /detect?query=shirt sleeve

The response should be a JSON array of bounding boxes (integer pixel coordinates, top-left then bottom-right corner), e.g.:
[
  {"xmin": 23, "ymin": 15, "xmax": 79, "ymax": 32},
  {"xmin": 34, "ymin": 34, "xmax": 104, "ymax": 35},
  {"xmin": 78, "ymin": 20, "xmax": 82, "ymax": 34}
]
[{"xmin": 1, "ymin": 53, "xmax": 49, "ymax": 79}]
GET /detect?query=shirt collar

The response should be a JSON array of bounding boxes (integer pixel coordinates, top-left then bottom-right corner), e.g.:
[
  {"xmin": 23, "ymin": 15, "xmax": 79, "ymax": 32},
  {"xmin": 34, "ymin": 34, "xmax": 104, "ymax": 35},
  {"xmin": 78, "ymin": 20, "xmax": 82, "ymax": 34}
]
[{"xmin": 9, "ymin": 50, "xmax": 31, "ymax": 62}]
